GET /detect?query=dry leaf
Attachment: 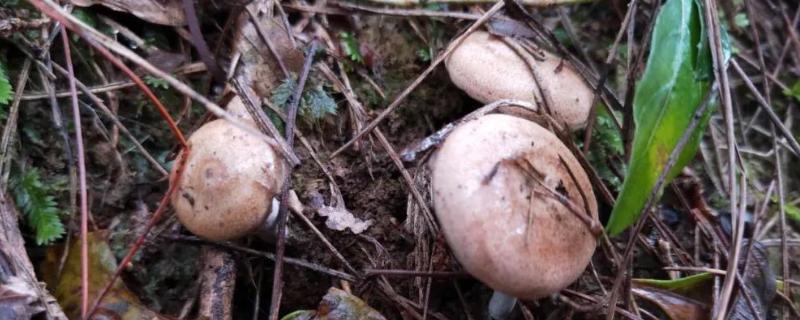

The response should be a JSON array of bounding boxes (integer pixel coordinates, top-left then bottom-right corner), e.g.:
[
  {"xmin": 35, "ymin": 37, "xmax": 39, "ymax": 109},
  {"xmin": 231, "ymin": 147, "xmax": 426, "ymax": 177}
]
[
  {"xmin": 0, "ymin": 276, "xmax": 43, "ymax": 320},
  {"xmin": 317, "ymin": 206, "xmax": 372, "ymax": 234},
  {"xmin": 70, "ymin": 0, "xmax": 185, "ymax": 26},
  {"xmin": 232, "ymin": 0, "xmax": 303, "ymax": 98},
  {"xmin": 632, "ymin": 286, "xmax": 709, "ymax": 320},
  {"xmin": 281, "ymin": 287, "xmax": 386, "ymax": 320},
  {"xmin": 40, "ymin": 231, "xmax": 163, "ymax": 319}
]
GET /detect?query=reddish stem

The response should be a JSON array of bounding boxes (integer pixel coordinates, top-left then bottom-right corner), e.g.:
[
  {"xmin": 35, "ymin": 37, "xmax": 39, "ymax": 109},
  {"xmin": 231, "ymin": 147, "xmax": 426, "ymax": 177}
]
[
  {"xmin": 27, "ymin": 0, "xmax": 188, "ymax": 148},
  {"xmin": 59, "ymin": 25, "xmax": 90, "ymax": 320},
  {"xmin": 25, "ymin": 1, "xmax": 194, "ymax": 318},
  {"xmin": 86, "ymin": 149, "xmax": 190, "ymax": 318}
]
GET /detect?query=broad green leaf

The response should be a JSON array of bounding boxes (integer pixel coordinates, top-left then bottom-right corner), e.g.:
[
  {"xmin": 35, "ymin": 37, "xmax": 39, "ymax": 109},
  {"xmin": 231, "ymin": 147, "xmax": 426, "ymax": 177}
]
[
  {"xmin": 606, "ymin": 0, "xmax": 715, "ymax": 236},
  {"xmin": 634, "ymin": 272, "xmax": 714, "ymax": 297}
]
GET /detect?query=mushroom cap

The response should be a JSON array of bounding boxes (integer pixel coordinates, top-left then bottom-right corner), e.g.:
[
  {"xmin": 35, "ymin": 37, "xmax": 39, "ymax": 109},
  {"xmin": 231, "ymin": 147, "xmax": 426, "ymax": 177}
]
[
  {"xmin": 445, "ymin": 31, "xmax": 593, "ymax": 130},
  {"xmin": 431, "ymin": 114, "xmax": 598, "ymax": 299},
  {"xmin": 170, "ymin": 116, "xmax": 286, "ymax": 241}
]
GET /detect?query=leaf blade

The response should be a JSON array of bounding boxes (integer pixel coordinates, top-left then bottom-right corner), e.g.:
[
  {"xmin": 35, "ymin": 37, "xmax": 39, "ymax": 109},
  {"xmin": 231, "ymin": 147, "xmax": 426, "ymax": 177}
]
[{"xmin": 606, "ymin": 0, "xmax": 714, "ymax": 236}]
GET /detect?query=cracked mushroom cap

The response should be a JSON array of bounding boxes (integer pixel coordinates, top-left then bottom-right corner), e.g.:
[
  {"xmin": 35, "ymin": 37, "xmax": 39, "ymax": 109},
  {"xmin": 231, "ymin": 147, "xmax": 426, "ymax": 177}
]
[
  {"xmin": 431, "ymin": 114, "xmax": 598, "ymax": 299},
  {"xmin": 170, "ymin": 97, "xmax": 287, "ymax": 240},
  {"xmin": 445, "ymin": 31, "xmax": 593, "ymax": 130}
]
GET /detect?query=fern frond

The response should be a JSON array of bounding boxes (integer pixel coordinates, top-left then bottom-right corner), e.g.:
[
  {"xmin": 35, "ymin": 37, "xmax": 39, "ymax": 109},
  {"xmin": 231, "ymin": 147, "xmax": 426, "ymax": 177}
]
[{"xmin": 12, "ymin": 168, "xmax": 65, "ymax": 245}]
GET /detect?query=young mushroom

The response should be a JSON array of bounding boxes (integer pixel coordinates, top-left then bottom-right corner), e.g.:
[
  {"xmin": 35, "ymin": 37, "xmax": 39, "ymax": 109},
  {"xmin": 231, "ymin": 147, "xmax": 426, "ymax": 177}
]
[
  {"xmin": 170, "ymin": 95, "xmax": 287, "ymax": 241},
  {"xmin": 431, "ymin": 113, "xmax": 599, "ymax": 300},
  {"xmin": 445, "ymin": 31, "xmax": 593, "ymax": 130}
]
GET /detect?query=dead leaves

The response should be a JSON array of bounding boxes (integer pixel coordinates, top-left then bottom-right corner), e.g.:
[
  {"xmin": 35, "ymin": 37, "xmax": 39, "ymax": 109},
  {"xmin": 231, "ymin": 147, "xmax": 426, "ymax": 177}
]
[
  {"xmin": 282, "ymin": 287, "xmax": 386, "ymax": 320},
  {"xmin": 40, "ymin": 231, "xmax": 161, "ymax": 320},
  {"xmin": 70, "ymin": 0, "xmax": 185, "ymax": 26}
]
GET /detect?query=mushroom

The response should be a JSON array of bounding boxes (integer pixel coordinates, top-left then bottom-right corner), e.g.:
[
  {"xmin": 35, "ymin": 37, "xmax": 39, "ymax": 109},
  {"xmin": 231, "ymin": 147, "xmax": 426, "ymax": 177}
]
[
  {"xmin": 445, "ymin": 31, "xmax": 594, "ymax": 130},
  {"xmin": 431, "ymin": 113, "xmax": 598, "ymax": 299},
  {"xmin": 170, "ymin": 96, "xmax": 287, "ymax": 241}
]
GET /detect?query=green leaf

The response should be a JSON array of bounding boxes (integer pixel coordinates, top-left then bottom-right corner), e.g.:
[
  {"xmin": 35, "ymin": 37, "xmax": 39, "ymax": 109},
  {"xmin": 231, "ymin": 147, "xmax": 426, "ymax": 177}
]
[
  {"xmin": 734, "ymin": 13, "xmax": 750, "ymax": 28},
  {"xmin": 584, "ymin": 107, "xmax": 624, "ymax": 192},
  {"xmin": 0, "ymin": 61, "xmax": 12, "ymax": 108},
  {"xmin": 301, "ymin": 85, "xmax": 337, "ymax": 120},
  {"xmin": 12, "ymin": 168, "xmax": 65, "ymax": 245},
  {"xmin": 634, "ymin": 272, "xmax": 714, "ymax": 296},
  {"xmin": 784, "ymin": 203, "xmax": 800, "ymax": 225},
  {"xmin": 144, "ymin": 75, "xmax": 169, "ymax": 90},
  {"xmin": 271, "ymin": 75, "xmax": 297, "ymax": 108},
  {"xmin": 606, "ymin": 0, "xmax": 715, "ymax": 236},
  {"xmin": 338, "ymin": 32, "xmax": 363, "ymax": 64},
  {"xmin": 783, "ymin": 81, "xmax": 800, "ymax": 103}
]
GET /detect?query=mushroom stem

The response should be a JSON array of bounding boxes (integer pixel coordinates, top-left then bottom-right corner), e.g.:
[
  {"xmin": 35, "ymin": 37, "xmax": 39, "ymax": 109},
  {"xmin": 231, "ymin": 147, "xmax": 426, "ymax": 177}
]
[
  {"xmin": 256, "ymin": 198, "xmax": 282, "ymax": 242},
  {"xmin": 488, "ymin": 291, "xmax": 517, "ymax": 320}
]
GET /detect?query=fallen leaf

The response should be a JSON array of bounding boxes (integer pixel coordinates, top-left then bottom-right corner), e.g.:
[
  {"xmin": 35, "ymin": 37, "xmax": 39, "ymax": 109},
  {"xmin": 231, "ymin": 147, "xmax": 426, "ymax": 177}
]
[
  {"xmin": 309, "ymin": 187, "xmax": 372, "ymax": 234},
  {"xmin": 70, "ymin": 0, "xmax": 185, "ymax": 26},
  {"xmin": 0, "ymin": 275, "xmax": 43, "ymax": 320},
  {"xmin": 632, "ymin": 286, "xmax": 708, "ymax": 320},
  {"xmin": 633, "ymin": 242, "xmax": 777, "ymax": 320},
  {"xmin": 233, "ymin": 0, "xmax": 304, "ymax": 98},
  {"xmin": 281, "ymin": 287, "xmax": 386, "ymax": 320},
  {"xmin": 317, "ymin": 206, "xmax": 373, "ymax": 234},
  {"xmin": 39, "ymin": 231, "xmax": 163, "ymax": 319}
]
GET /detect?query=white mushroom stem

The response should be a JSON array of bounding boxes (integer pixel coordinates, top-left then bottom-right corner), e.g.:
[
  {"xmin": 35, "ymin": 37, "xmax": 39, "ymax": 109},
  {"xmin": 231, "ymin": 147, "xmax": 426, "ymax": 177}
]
[
  {"xmin": 488, "ymin": 291, "xmax": 518, "ymax": 320},
  {"xmin": 256, "ymin": 198, "xmax": 282, "ymax": 242}
]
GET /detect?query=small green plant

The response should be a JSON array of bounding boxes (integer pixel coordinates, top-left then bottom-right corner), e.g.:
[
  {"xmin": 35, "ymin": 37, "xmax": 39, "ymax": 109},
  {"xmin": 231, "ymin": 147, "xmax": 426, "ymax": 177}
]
[
  {"xmin": 416, "ymin": 47, "xmax": 433, "ymax": 62},
  {"xmin": 271, "ymin": 76, "xmax": 338, "ymax": 121},
  {"xmin": 783, "ymin": 81, "xmax": 800, "ymax": 103},
  {"xmin": 11, "ymin": 168, "xmax": 65, "ymax": 245},
  {"xmin": 338, "ymin": 32, "xmax": 363, "ymax": 64},
  {"xmin": 584, "ymin": 107, "xmax": 624, "ymax": 191},
  {"xmin": 144, "ymin": 75, "xmax": 170, "ymax": 90},
  {"xmin": 0, "ymin": 61, "xmax": 12, "ymax": 110}
]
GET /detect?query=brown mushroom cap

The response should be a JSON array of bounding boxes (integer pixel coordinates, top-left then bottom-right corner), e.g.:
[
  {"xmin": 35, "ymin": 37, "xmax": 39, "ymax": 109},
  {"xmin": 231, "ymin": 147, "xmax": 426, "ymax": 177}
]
[
  {"xmin": 431, "ymin": 114, "xmax": 598, "ymax": 299},
  {"xmin": 445, "ymin": 31, "xmax": 593, "ymax": 130},
  {"xmin": 170, "ymin": 101, "xmax": 286, "ymax": 240}
]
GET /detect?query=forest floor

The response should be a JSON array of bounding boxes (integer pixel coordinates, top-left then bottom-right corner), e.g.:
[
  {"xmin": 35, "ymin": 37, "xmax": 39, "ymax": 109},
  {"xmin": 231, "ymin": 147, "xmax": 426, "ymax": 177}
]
[{"xmin": 0, "ymin": 0, "xmax": 798, "ymax": 319}]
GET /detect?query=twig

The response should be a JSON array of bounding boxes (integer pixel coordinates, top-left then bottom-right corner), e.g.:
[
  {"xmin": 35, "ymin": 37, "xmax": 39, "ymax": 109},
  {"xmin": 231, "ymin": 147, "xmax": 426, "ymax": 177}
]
[
  {"xmin": 15, "ymin": 44, "xmax": 169, "ymax": 176},
  {"xmin": 21, "ymin": 63, "xmax": 206, "ymax": 100},
  {"xmin": 246, "ymin": 6, "xmax": 289, "ymax": 78},
  {"xmin": 704, "ymin": 0, "xmax": 740, "ymax": 317},
  {"xmin": 330, "ymin": 2, "xmax": 483, "ymax": 20},
  {"xmin": 0, "ymin": 59, "xmax": 32, "ymax": 193},
  {"xmin": 317, "ymin": 63, "xmax": 439, "ymax": 232},
  {"xmin": 87, "ymin": 154, "xmax": 190, "ymax": 319},
  {"xmin": 26, "ymin": 0, "xmax": 291, "ymax": 161},
  {"xmin": 730, "ymin": 59, "xmax": 800, "ymax": 158},
  {"xmin": 330, "ymin": 1, "xmax": 504, "ymax": 158},
  {"xmin": 269, "ymin": 40, "xmax": 317, "ymax": 320},
  {"xmin": 167, "ymin": 235, "xmax": 357, "ymax": 281},
  {"xmin": 581, "ymin": 0, "xmax": 638, "ymax": 152},
  {"xmin": 364, "ymin": 269, "xmax": 470, "ymax": 278},
  {"xmin": 288, "ymin": 203, "xmax": 359, "ymax": 276},
  {"xmin": 773, "ymin": 117, "xmax": 790, "ymax": 318},
  {"xmin": 181, "ymin": 0, "xmax": 225, "ymax": 83},
  {"xmin": 59, "ymin": 26, "xmax": 91, "ymax": 320}
]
